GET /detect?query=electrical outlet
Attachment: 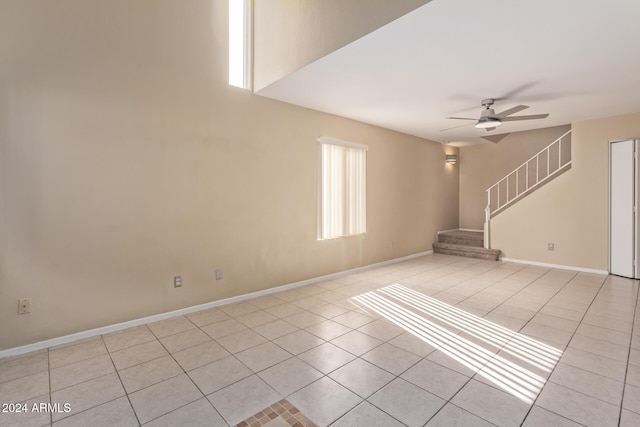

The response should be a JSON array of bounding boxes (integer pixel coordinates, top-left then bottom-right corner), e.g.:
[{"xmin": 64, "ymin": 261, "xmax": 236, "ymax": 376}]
[
  {"xmin": 174, "ymin": 276, "xmax": 182, "ymax": 288},
  {"xmin": 215, "ymin": 269, "xmax": 223, "ymax": 280},
  {"xmin": 18, "ymin": 298, "xmax": 32, "ymax": 314},
  {"xmin": 548, "ymin": 243, "xmax": 555, "ymax": 251}
]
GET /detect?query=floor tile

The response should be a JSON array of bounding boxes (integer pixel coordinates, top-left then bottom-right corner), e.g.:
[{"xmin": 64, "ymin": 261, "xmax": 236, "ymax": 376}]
[
  {"xmin": 332, "ymin": 401, "xmax": 404, "ymax": 427},
  {"xmin": 0, "ymin": 352, "xmax": 48, "ymax": 384},
  {"xmin": 568, "ymin": 333, "xmax": 629, "ymax": 362},
  {"xmin": 288, "ymin": 377, "xmax": 362, "ymax": 426},
  {"xmin": 329, "ymin": 358, "xmax": 394, "ymax": 398},
  {"xmin": 425, "ymin": 403, "xmax": 495, "ymax": 427},
  {"xmin": 548, "ymin": 362, "xmax": 624, "ymax": 405},
  {"xmin": 247, "ymin": 295, "xmax": 285, "ymax": 309},
  {"xmin": 332, "ymin": 311, "xmax": 375, "ymax": 329},
  {"xmin": 253, "ymin": 319, "xmax": 299, "ymax": 340},
  {"xmin": 207, "ymin": 375, "xmax": 280, "ymax": 426},
  {"xmin": 159, "ymin": 328, "xmax": 211, "ymax": 353},
  {"xmin": 620, "ymin": 408, "xmax": 640, "ymax": 427},
  {"xmin": 118, "ymin": 354, "xmax": 182, "ymax": 393},
  {"xmin": 235, "ymin": 310, "xmax": 279, "ymax": 328},
  {"xmin": 575, "ymin": 323, "xmax": 631, "ymax": 346},
  {"xmin": 235, "ymin": 341, "xmax": 291, "ymax": 372},
  {"xmin": 0, "ymin": 371, "xmax": 49, "ymax": 405},
  {"xmin": 362, "ymin": 342, "xmax": 420, "ymax": 375},
  {"xmin": 49, "ymin": 338, "xmax": 108, "ymax": 369},
  {"xmin": 331, "ymin": 330, "xmax": 382, "ymax": 356},
  {"xmin": 129, "ymin": 374, "xmax": 202, "ymax": 424},
  {"xmin": 50, "ymin": 354, "xmax": 115, "ymax": 391},
  {"xmin": 535, "ymin": 382, "xmax": 620, "ymax": 427},
  {"xmin": 451, "ymin": 379, "xmax": 531, "ymax": 426},
  {"xmin": 521, "ymin": 405, "xmax": 584, "ymax": 427},
  {"xmin": 200, "ymin": 318, "xmax": 247, "ymax": 339},
  {"xmin": 369, "ymin": 378, "xmax": 445, "ymax": 427},
  {"xmin": 172, "ymin": 340, "xmax": 230, "ymax": 371},
  {"xmin": 185, "ymin": 308, "xmax": 230, "ymax": 327},
  {"xmin": 219, "ymin": 302, "xmax": 259, "ymax": 318},
  {"xmin": 51, "ymin": 373, "xmax": 125, "ymax": 422},
  {"xmin": 388, "ymin": 332, "xmax": 437, "ymax": 357},
  {"xmin": 401, "ymin": 359, "xmax": 470, "ymax": 400},
  {"xmin": 298, "ymin": 343, "xmax": 356, "ymax": 374},
  {"xmin": 519, "ymin": 323, "xmax": 574, "ymax": 347},
  {"xmin": 52, "ymin": 396, "xmax": 137, "ymax": 427},
  {"xmin": 357, "ymin": 318, "xmax": 405, "ymax": 342},
  {"xmin": 216, "ymin": 329, "xmax": 267, "ymax": 354},
  {"xmin": 282, "ymin": 311, "xmax": 325, "ymax": 329},
  {"xmin": 109, "ymin": 340, "xmax": 167, "ymax": 371},
  {"xmin": 0, "ymin": 393, "xmax": 50, "ymax": 427},
  {"xmin": 305, "ymin": 319, "xmax": 352, "ymax": 341},
  {"xmin": 102, "ymin": 326, "xmax": 156, "ymax": 353},
  {"xmin": 307, "ymin": 303, "xmax": 350, "ymax": 318},
  {"xmin": 147, "ymin": 316, "xmax": 195, "ymax": 339},
  {"xmin": 258, "ymin": 358, "xmax": 323, "ymax": 396},
  {"xmin": 559, "ymin": 347, "xmax": 627, "ymax": 382},
  {"xmin": 143, "ymin": 398, "xmax": 226, "ymax": 427},
  {"xmin": 235, "ymin": 399, "xmax": 316, "ymax": 427},
  {"xmin": 273, "ymin": 330, "xmax": 323, "ymax": 355},
  {"xmin": 265, "ymin": 303, "xmax": 305, "ymax": 318},
  {"xmin": 188, "ymin": 355, "xmax": 252, "ymax": 395},
  {"xmin": 623, "ymin": 383, "xmax": 640, "ymax": 413}
]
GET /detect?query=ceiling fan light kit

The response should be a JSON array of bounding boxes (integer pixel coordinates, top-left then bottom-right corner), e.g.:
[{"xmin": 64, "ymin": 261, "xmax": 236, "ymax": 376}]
[{"xmin": 475, "ymin": 118, "xmax": 502, "ymax": 129}]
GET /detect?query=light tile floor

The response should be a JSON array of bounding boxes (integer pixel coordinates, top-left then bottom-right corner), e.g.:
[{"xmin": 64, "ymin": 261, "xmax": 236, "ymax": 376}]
[{"xmin": 1, "ymin": 254, "xmax": 639, "ymax": 426}]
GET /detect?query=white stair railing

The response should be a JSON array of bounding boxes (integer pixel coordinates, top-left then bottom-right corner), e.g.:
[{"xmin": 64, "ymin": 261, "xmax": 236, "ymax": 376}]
[{"xmin": 484, "ymin": 130, "xmax": 571, "ymax": 249}]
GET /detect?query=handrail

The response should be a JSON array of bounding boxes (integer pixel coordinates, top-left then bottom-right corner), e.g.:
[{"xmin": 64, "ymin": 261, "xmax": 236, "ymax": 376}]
[{"xmin": 485, "ymin": 130, "xmax": 572, "ymax": 218}]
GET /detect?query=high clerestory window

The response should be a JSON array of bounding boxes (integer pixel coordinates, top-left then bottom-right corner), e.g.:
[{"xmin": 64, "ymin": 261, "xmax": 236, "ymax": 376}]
[
  {"xmin": 318, "ymin": 137, "xmax": 368, "ymax": 240},
  {"xmin": 229, "ymin": 0, "xmax": 250, "ymax": 89}
]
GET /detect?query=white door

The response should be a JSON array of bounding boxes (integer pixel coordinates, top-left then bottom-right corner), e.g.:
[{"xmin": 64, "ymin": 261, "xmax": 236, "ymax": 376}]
[{"xmin": 610, "ymin": 139, "xmax": 636, "ymax": 278}]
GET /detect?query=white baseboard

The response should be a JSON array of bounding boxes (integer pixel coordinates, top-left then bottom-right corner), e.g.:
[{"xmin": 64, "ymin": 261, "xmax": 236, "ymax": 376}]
[
  {"xmin": 0, "ymin": 250, "xmax": 432, "ymax": 359},
  {"xmin": 501, "ymin": 257, "xmax": 608, "ymax": 275}
]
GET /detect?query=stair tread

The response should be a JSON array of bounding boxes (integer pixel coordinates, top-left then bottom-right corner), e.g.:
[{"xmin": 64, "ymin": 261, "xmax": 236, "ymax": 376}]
[{"xmin": 433, "ymin": 242, "xmax": 500, "ymax": 254}]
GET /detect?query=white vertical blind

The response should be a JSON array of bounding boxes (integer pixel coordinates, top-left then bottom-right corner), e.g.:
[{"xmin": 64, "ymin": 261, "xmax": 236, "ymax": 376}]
[{"xmin": 319, "ymin": 139, "xmax": 367, "ymax": 239}]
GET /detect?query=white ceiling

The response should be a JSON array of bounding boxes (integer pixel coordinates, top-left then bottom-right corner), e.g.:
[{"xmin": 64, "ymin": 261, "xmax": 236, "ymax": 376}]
[{"xmin": 256, "ymin": 0, "xmax": 640, "ymax": 146}]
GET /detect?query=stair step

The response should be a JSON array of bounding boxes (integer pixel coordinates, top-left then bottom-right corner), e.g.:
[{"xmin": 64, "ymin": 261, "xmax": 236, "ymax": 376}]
[
  {"xmin": 432, "ymin": 242, "xmax": 501, "ymax": 261},
  {"xmin": 437, "ymin": 230, "xmax": 484, "ymax": 248}
]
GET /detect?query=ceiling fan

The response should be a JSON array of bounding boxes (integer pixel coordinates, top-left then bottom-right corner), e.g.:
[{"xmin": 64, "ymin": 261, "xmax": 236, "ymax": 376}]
[{"xmin": 443, "ymin": 98, "xmax": 549, "ymax": 132}]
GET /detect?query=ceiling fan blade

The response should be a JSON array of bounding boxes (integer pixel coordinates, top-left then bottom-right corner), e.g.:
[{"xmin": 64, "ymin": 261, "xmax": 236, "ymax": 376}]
[
  {"xmin": 484, "ymin": 127, "xmax": 496, "ymax": 132},
  {"xmin": 495, "ymin": 105, "xmax": 529, "ymax": 118},
  {"xmin": 445, "ymin": 116, "xmax": 477, "ymax": 121},
  {"xmin": 482, "ymin": 134, "xmax": 510, "ymax": 143},
  {"xmin": 440, "ymin": 123, "xmax": 474, "ymax": 132},
  {"xmin": 501, "ymin": 113, "xmax": 549, "ymax": 121}
]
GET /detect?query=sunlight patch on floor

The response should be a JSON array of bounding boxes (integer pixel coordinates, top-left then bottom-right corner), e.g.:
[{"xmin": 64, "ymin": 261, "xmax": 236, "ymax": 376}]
[{"xmin": 353, "ymin": 284, "xmax": 563, "ymax": 403}]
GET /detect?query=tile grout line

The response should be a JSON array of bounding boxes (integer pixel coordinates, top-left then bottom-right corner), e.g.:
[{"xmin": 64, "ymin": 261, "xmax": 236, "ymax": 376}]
[
  {"xmin": 149, "ymin": 315, "xmax": 232, "ymax": 426},
  {"xmin": 411, "ymin": 261, "xmax": 536, "ymax": 425},
  {"xmin": 102, "ymin": 334, "xmax": 143, "ymax": 427},
  {"xmin": 519, "ymin": 272, "xmax": 609, "ymax": 426},
  {"xmin": 617, "ymin": 279, "xmax": 640, "ymax": 426}
]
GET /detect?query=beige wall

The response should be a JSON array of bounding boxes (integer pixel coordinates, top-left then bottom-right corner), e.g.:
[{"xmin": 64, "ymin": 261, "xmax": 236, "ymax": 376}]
[
  {"xmin": 0, "ymin": 0, "xmax": 457, "ymax": 349},
  {"xmin": 253, "ymin": 0, "xmax": 431, "ymax": 91},
  {"xmin": 491, "ymin": 112, "xmax": 640, "ymax": 270},
  {"xmin": 459, "ymin": 125, "xmax": 571, "ymax": 230}
]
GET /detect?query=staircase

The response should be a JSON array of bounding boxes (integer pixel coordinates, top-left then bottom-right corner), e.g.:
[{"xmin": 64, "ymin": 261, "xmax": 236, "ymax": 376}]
[{"xmin": 433, "ymin": 230, "xmax": 501, "ymax": 261}]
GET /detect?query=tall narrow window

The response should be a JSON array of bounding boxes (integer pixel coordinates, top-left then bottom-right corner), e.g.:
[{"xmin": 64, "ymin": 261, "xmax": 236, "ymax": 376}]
[
  {"xmin": 229, "ymin": 0, "xmax": 250, "ymax": 88},
  {"xmin": 318, "ymin": 137, "xmax": 367, "ymax": 240}
]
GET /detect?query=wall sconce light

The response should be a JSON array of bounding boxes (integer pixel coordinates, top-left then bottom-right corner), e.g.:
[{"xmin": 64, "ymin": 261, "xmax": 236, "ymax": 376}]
[{"xmin": 446, "ymin": 154, "xmax": 457, "ymax": 165}]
